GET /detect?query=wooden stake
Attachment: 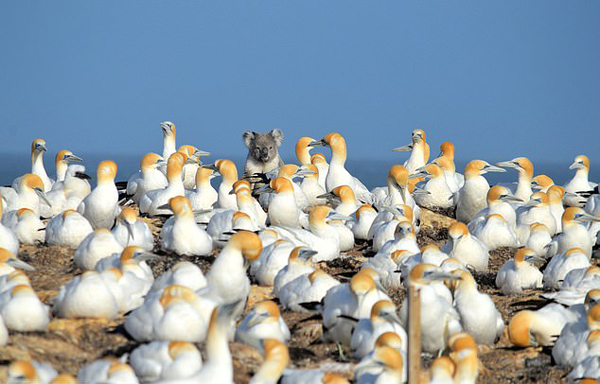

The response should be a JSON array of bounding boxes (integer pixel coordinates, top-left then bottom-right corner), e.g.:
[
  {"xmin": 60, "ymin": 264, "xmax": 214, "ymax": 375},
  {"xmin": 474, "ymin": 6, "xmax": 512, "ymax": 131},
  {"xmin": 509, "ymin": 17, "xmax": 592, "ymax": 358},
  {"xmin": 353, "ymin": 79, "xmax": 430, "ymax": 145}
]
[{"xmin": 408, "ymin": 285, "xmax": 421, "ymax": 384}]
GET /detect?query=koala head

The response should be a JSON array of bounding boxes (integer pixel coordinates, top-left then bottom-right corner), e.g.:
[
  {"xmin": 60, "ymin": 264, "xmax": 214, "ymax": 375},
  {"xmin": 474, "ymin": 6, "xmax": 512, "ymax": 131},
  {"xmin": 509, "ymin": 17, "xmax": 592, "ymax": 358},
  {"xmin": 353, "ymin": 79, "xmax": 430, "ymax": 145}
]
[{"xmin": 243, "ymin": 129, "xmax": 284, "ymax": 163}]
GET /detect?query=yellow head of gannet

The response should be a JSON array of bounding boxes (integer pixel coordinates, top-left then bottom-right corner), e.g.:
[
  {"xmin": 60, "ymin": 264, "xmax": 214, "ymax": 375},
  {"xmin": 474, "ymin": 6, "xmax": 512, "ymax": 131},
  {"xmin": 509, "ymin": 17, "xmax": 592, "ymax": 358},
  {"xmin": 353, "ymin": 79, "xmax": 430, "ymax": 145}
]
[
  {"xmin": 448, "ymin": 222, "xmax": 470, "ymax": 241},
  {"xmin": 322, "ymin": 372, "xmax": 350, "ymax": 384},
  {"xmin": 448, "ymin": 332, "xmax": 478, "ymax": 380},
  {"xmin": 8, "ymin": 360, "xmax": 38, "ymax": 382},
  {"xmin": 464, "ymin": 160, "xmax": 506, "ymax": 180},
  {"xmin": 371, "ymin": 300, "xmax": 401, "ymax": 326},
  {"xmin": 532, "ymin": 175, "xmax": 554, "ymax": 191},
  {"xmin": 332, "ymin": 185, "xmax": 356, "ymax": 204},
  {"xmin": 310, "ymin": 133, "xmax": 347, "ymax": 162},
  {"xmin": 169, "ymin": 196, "xmax": 194, "ymax": 220},
  {"xmin": 55, "ymin": 149, "xmax": 82, "ymax": 179},
  {"xmin": 432, "ymin": 156, "xmax": 455, "ymax": 174},
  {"xmin": 547, "ymin": 185, "xmax": 565, "ymax": 204},
  {"xmin": 390, "ymin": 249, "xmax": 413, "ymax": 265},
  {"xmin": 160, "ymin": 121, "xmax": 176, "ymax": 136},
  {"xmin": 430, "ymin": 356, "xmax": 456, "ymax": 380},
  {"xmin": 410, "ymin": 163, "xmax": 443, "ymax": 180},
  {"xmin": 311, "ymin": 153, "xmax": 328, "ymax": 165},
  {"xmin": 140, "ymin": 152, "xmax": 163, "ymax": 172},
  {"xmin": 438, "ymin": 142, "xmax": 455, "ymax": 161},
  {"xmin": 288, "ymin": 246, "xmax": 317, "ymax": 265},
  {"xmin": 356, "ymin": 345, "xmax": 404, "ymax": 377},
  {"xmin": 227, "ymin": 231, "xmax": 263, "ymax": 261},
  {"xmin": 296, "ymin": 137, "xmax": 316, "ymax": 165},
  {"xmin": 569, "ymin": 154, "xmax": 590, "ymax": 171},
  {"xmin": 214, "ymin": 159, "xmax": 239, "ymax": 183},
  {"xmin": 350, "ymin": 272, "xmax": 376, "ymax": 299},
  {"xmin": 270, "ymin": 177, "xmax": 294, "ymax": 195},
  {"xmin": 587, "ymin": 304, "xmax": 600, "ymax": 330},
  {"xmin": 254, "ymin": 338, "xmax": 290, "ymax": 381},
  {"xmin": 562, "ymin": 207, "xmax": 600, "ymax": 228},
  {"xmin": 50, "ymin": 373, "xmax": 78, "ymax": 384},
  {"xmin": 166, "ymin": 152, "xmax": 185, "ymax": 183},
  {"xmin": 496, "ymin": 157, "xmax": 534, "ymax": 178},
  {"xmin": 159, "ymin": 285, "xmax": 198, "ymax": 308},
  {"xmin": 278, "ymin": 164, "xmax": 300, "ymax": 179},
  {"xmin": 97, "ymin": 160, "xmax": 118, "ymax": 185},
  {"xmin": 375, "ymin": 331, "xmax": 404, "ymax": 350},
  {"xmin": 0, "ymin": 248, "xmax": 35, "ymax": 271},
  {"xmin": 523, "ymin": 191, "xmax": 549, "ymax": 207},
  {"xmin": 31, "ymin": 138, "xmax": 47, "ymax": 156}
]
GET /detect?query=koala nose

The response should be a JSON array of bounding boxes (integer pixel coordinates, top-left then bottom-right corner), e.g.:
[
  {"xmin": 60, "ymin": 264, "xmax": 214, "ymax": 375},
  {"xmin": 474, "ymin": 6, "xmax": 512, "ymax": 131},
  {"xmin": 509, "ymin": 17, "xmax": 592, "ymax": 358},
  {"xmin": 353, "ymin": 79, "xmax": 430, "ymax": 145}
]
[{"xmin": 261, "ymin": 148, "xmax": 269, "ymax": 156}]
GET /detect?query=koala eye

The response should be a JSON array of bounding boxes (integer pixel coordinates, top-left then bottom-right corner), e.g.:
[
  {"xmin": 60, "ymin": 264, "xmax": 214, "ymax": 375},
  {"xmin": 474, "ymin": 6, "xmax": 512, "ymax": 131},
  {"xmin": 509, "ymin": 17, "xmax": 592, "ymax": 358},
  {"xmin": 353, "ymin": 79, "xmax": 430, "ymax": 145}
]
[{"xmin": 269, "ymin": 146, "xmax": 273, "ymax": 150}]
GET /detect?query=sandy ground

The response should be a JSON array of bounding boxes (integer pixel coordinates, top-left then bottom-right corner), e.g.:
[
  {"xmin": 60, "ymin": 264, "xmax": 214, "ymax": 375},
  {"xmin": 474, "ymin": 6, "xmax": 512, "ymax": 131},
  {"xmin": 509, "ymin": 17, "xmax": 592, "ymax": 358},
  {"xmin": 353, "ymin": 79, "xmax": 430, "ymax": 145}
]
[{"xmin": 0, "ymin": 208, "xmax": 578, "ymax": 383}]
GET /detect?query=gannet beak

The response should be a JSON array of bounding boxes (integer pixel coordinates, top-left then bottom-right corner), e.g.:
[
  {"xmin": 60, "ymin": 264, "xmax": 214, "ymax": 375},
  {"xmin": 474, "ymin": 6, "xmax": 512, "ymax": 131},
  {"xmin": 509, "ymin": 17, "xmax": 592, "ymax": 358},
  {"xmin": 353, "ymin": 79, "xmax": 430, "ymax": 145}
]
[
  {"xmin": 254, "ymin": 184, "xmax": 274, "ymax": 195},
  {"xmin": 37, "ymin": 143, "xmax": 48, "ymax": 152},
  {"xmin": 201, "ymin": 164, "xmax": 219, "ymax": 171},
  {"xmin": 412, "ymin": 185, "xmax": 431, "ymax": 195},
  {"xmin": 195, "ymin": 149, "xmax": 211, "ymax": 157},
  {"xmin": 316, "ymin": 192, "xmax": 337, "ymax": 200},
  {"xmin": 500, "ymin": 194, "xmax": 523, "ymax": 203},
  {"xmin": 229, "ymin": 188, "xmax": 236, "ymax": 195},
  {"xmin": 523, "ymin": 199, "xmax": 541, "ymax": 207},
  {"xmin": 423, "ymin": 271, "xmax": 462, "ymax": 282},
  {"xmin": 294, "ymin": 168, "xmax": 317, "ymax": 178},
  {"xmin": 75, "ymin": 172, "xmax": 92, "ymax": 180},
  {"xmin": 34, "ymin": 188, "xmax": 52, "ymax": 207},
  {"xmin": 409, "ymin": 171, "xmax": 428, "ymax": 180},
  {"xmin": 576, "ymin": 213, "xmax": 600, "ymax": 222},
  {"xmin": 307, "ymin": 139, "xmax": 327, "ymax": 148},
  {"xmin": 7, "ymin": 258, "xmax": 36, "ymax": 271},
  {"xmin": 157, "ymin": 203, "xmax": 172, "ymax": 211},
  {"xmin": 299, "ymin": 248, "xmax": 318, "ymax": 260},
  {"xmin": 483, "ymin": 164, "xmax": 507, "ymax": 173},
  {"xmin": 569, "ymin": 161, "xmax": 584, "ymax": 170},
  {"xmin": 393, "ymin": 144, "xmax": 413, "ymax": 152},
  {"xmin": 327, "ymin": 212, "xmax": 352, "ymax": 222},
  {"xmin": 65, "ymin": 154, "xmax": 83, "ymax": 162},
  {"xmin": 524, "ymin": 255, "xmax": 545, "ymax": 263},
  {"xmin": 495, "ymin": 161, "xmax": 517, "ymax": 170},
  {"xmin": 246, "ymin": 311, "xmax": 268, "ymax": 328},
  {"xmin": 160, "ymin": 122, "xmax": 172, "ymax": 134},
  {"xmin": 124, "ymin": 221, "xmax": 135, "ymax": 241}
]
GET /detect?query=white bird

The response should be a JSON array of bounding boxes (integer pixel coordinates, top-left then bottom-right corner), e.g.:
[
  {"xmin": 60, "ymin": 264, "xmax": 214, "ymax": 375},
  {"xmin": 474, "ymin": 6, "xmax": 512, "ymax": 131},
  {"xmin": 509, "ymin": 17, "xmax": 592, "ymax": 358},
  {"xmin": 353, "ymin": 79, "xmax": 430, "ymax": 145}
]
[
  {"xmin": 467, "ymin": 185, "xmax": 521, "ymax": 234},
  {"xmin": 508, "ymin": 303, "xmax": 581, "ymax": 347},
  {"xmin": 206, "ymin": 231, "xmax": 262, "ymax": 316},
  {"xmin": 452, "ymin": 269, "xmax": 504, "ymax": 345},
  {"xmin": 496, "ymin": 248, "xmax": 543, "ymax": 294},
  {"xmin": 515, "ymin": 191, "xmax": 557, "ymax": 243},
  {"xmin": 393, "ymin": 128, "xmax": 430, "ymax": 174},
  {"xmin": 428, "ymin": 356, "xmax": 455, "ymax": 384},
  {"xmin": 235, "ymin": 300, "xmax": 291, "ymax": 350},
  {"xmin": 7, "ymin": 360, "xmax": 58, "ymax": 384},
  {"xmin": 371, "ymin": 205, "xmax": 415, "ymax": 253},
  {"xmin": 447, "ymin": 333, "xmax": 479, "ymax": 384},
  {"xmin": 160, "ymin": 121, "xmax": 177, "ymax": 160},
  {"xmin": 552, "ymin": 304, "xmax": 600, "ymax": 368},
  {"xmin": 52, "ymin": 270, "xmax": 119, "ymax": 319},
  {"xmin": 273, "ymin": 246, "xmax": 317, "ymax": 296},
  {"xmin": 542, "ymin": 269, "xmax": 600, "ymax": 306},
  {"xmin": 547, "ymin": 207, "xmax": 599, "ymax": 259},
  {"xmin": 399, "ymin": 264, "xmax": 462, "ymax": 353},
  {"xmin": 351, "ymin": 300, "xmax": 407, "ymax": 359},
  {"xmin": 160, "ymin": 196, "xmax": 213, "ymax": 256},
  {"xmin": 178, "ymin": 145, "xmax": 211, "ymax": 190},
  {"xmin": 279, "ymin": 269, "xmax": 340, "ymax": 313},
  {"xmin": 129, "ymin": 341, "xmax": 202, "ymax": 383},
  {"xmin": 310, "ymin": 133, "xmax": 374, "ymax": 204},
  {"xmin": 77, "ymin": 160, "xmax": 120, "ymax": 229},
  {"xmin": 532, "ymin": 174, "xmax": 555, "ymax": 193},
  {"xmin": 442, "ymin": 222, "xmax": 489, "ymax": 272},
  {"xmin": 351, "ymin": 204, "xmax": 378, "ymax": 241},
  {"xmin": 95, "ymin": 245, "xmax": 156, "ymax": 283},
  {"xmin": 525, "ymin": 222, "xmax": 553, "ymax": 257},
  {"xmin": 111, "ymin": 207, "xmax": 154, "ymax": 250},
  {"xmin": 0, "ymin": 284, "xmax": 50, "ymax": 332},
  {"xmin": 470, "ymin": 213, "xmax": 517, "ymax": 250},
  {"xmin": 262, "ymin": 177, "xmax": 304, "ymax": 228},
  {"xmin": 547, "ymin": 185, "xmax": 567, "ymax": 232},
  {"xmin": 411, "ymin": 163, "xmax": 455, "ymax": 210},
  {"xmin": 300, "ymin": 164, "xmax": 326, "ymax": 207},
  {"xmin": 140, "ymin": 152, "xmax": 187, "ymax": 216},
  {"xmin": 2, "ymin": 174, "xmax": 52, "ymax": 221},
  {"xmin": 45, "ymin": 209, "xmax": 93, "ymax": 248},
  {"xmin": 564, "ymin": 155, "xmax": 596, "ymax": 207},
  {"xmin": 125, "ymin": 284, "xmax": 215, "ymax": 342},
  {"xmin": 566, "ymin": 329, "xmax": 600, "ymax": 381},
  {"xmin": 188, "ymin": 166, "xmax": 218, "ymax": 211},
  {"xmin": 77, "ymin": 358, "xmax": 139, "ymax": 384},
  {"xmin": 496, "ymin": 156, "xmax": 535, "ymax": 203},
  {"xmin": 9, "ymin": 208, "xmax": 44, "ymax": 245},
  {"xmin": 211, "ymin": 159, "xmax": 239, "ymax": 210},
  {"xmin": 377, "ymin": 220, "xmax": 420, "ymax": 259},
  {"xmin": 311, "ymin": 152, "xmax": 330, "ymax": 191},
  {"xmin": 250, "ymin": 339, "xmax": 290, "ymax": 384},
  {"xmin": 29, "ymin": 138, "xmax": 53, "ymax": 192},
  {"xmin": 73, "ymin": 228, "xmax": 124, "ymax": 271},
  {"xmin": 354, "ymin": 345, "xmax": 404, "ymax": 384},
  {"xmin": 0, "ymin": 202, "xmax": 19, "ymax": 254},
  {"xmin": 455, "ymin": 160, "xmax": 506, "ymax": 223},
  {"xmin": 127, "ymin": 152, "xmax": 167, "ymax": 205},
  {"xmin": 544, "ymin": 248, "xmax": 591, "ymax": 290},
  {"xmin": 0, "ymin": 249, "xmax": 35, "ymax": 277},
  {"xmin": 250, "ymin": 238, "xmax": 295, "ymax": 287}
]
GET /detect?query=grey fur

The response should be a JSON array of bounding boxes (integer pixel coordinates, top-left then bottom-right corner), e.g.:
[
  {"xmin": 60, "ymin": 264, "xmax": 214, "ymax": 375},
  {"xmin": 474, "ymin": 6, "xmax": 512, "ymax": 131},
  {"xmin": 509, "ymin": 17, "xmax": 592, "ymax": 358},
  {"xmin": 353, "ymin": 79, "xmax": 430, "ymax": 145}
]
[{"xmin": 243, "ymin": 129, "xmax": 284, "ymax": 182}]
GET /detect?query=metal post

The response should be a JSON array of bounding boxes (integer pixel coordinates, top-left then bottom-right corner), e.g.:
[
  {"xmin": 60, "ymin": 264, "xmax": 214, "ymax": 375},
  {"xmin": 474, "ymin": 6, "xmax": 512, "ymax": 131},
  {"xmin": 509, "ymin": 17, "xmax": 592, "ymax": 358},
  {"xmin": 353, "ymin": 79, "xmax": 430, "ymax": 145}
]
[{"xmin": 408, "ymin": 285, "xmax": 421, "ymax": 384}]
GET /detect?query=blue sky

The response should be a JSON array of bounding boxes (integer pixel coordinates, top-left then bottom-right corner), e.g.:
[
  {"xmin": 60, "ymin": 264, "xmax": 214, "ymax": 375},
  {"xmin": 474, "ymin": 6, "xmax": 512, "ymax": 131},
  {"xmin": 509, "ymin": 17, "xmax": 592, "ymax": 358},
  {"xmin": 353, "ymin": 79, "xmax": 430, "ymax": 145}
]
[{"xmin": 1, "ymin": 1, "xmax": 600, "ymax": 180}]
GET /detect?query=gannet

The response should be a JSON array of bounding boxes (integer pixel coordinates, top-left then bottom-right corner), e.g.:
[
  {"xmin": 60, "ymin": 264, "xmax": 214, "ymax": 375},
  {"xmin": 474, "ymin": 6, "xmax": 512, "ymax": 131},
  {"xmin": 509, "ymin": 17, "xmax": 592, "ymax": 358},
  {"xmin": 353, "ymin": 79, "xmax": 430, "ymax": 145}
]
[
  {"xmin": 355, "ymin": 332, "xmax": 406, "ymax": 383},
  {"xmin": 452, "ymin": 269, "xmax": 504, "ymax": 344},
  {"xmin": 467, "ymin": 185, "xmax": 521, "ymax": 234},
  {"xmin": 552, "ymin": 305, "xmax": 600, "ymax": 368},
  {"xmin": 178, "ymin": 145, "xmax": 210, "ymax": 190},
  {"xmin": 350, "ymin": 204, "xmax": 378, "ymax": 241},
  {"xmin": 0, "ymin": 202, "xmax": 19, "ymax": 254},
  {"xmin": 321, "ymin": 271, "xmax": 391, "ymax": 346},
  {"xmin": 351, "ymin": 300, "xmax": 407, "ymax": 359},
  {"xmin": 496, "ymin": 157, "xmax": 534, "ymax": 202},
  {"xmin": 300, "ymin": 164, "xmax": 326, "ymax": 207},
  {"xmin": 411, "ymin": 163, "xmax": 455, "ymax": 210},
  {"xmin": 125, "ymin": 284, "xmax": 215, "ymax": 342},
  {"xmin": 210, "ymin": 159, "xmax": 239, "ymax": 210},
  {"xmin": 206, "ymin": 231, "xmax": 262, "ymax": 315},
  {"xmin": 508, "ymin": 303, "xmax": 581, "ymax": 346},
  {"xmin": 566, "ymin": 330, "xmax": 600, "ymax": 381},
  {"xmin": 278, "ymin": 269, "xmax": 340, "ymax": 313},
  {"xmin": 496, "ymin": 248, "xmax": 543, "ymax": 294},
  {"xmin": 9, "ymin": 208, "xmax": 44, "ymax": 245},
  {"xmin": 532, "ymin": 174, "xmax": 554, "ymax": 193},
  {"xmin": 547, "ymin": 185, "xmax": 566, "ymax": 232},
  {"xmin": 354, "ymin": 345, "xmax": 404, "ymax": 384},
  {"xmin": 544, "ymin": 248, "xmax": 591, "ymax": 290},
  {"xmin": 428, "ymin": 356, "xmax": 455, "ymax": 384},
  {"xmin": 376, "ymin": 220, "xmax": 420, "ymax": 258},
  {"xmin": 77, "ymin": 160, "xmax": 119, "ymax": 229},
  {"xmin": 526, "ymin": 222, "xmax": 553, "ymax": 257},
  {"xmin": 95, "ymin": 246, "xmax": 156, "ymax": 283},
  {"xmin": 235, "ymin": 300, "xmax": 290, "ymax": 350},
  {"xmin": 399, "ymin": 264, "xmax": 462, "ymax": 353},
  {"xmin": 311, "ymin": 152, "xmax": 329, "ymax": 190},
  {"xmin": 111, "ymin": 207, "xmax": 154, "ymax": 250},
  {"xmin": 515, "ymin": 191, "xmax": 557, "ymax": 243},
  {"xmin": 148, "ymin": 261, "xmax": 207, "ymax": 296},
  {"xmin": 393, "ymin": 128, "xmax": 430, "ymax": 174},
  {"xmin": 206, "ymin": 210, "xmax": 258, "ymax": 249},
  {"xmin": 435, "ymin": 141, "xmax": 464, "ymax": 186},
  {"xmin": 250, "ymin": 238, "xmax": 295, "ymax": 287},
  {"xmin": 140, "ymin": 152, "xmax": 186, "ymax": 216},
  {"xmin": 1, "ymin": 174, "xmax": 51, "ymax": 220},
  {"xmin": 448, "ymin": 333, "xmax": 479, "ymax": 384},
  {"xmin": 77, "ymin": 358, "xmax": 139, "ymax": 384},
  {"xmin": 272, "ymin": 246, "xmax": 316, "ymax": 296},
  {"xmin": 371, "ymin": 205, "xmax": 415, "ymax": 252},
  {"xmin": 270, "ymin": 206, "xmax": 343, "ymax": 262},
  {"xmin": 160, "ymin": 121, "xmax": 177, "ymax": 159},
  {"xmin": 546, "ymin": 207, "xmax": 599, "ymax": 259},
  {"xmin": 0, "ymin": 284, "xmax": 50, "ymax": 332},
  {"xmin": 188, "ymin": 166, "xmax": 218, "ymax": 211},
  {"xmin": 310, "ymin": 133, "xmax": 373, "ymax": 203},
  {"xmin": 250, "ymin": 339, "xmax": 290, "ymax": 384},
  {"xmin": 28, "ymin": 138, "xmax": 53, "ymax": 192},
  {"xmin": 543, "ymin": 271, "xmax": 600, "ymax": 307},
  {"xmin": 281, "ymin": 370, "xmax": 349, "ymax": 384},
  {"xmin": 160, "ymin": 196, "xmax": 212, "ymax": 256},
  {"xmin": 470, "ymin": 213, "xmax": 517, "ymax": 250},
  {"xmin": 129, "ymin": 341, "xmax": 202, "ymax": 383},
  {"xmin": 442, "ymin": 222, "xmax": 489, "ymax": 272},
  {"xmin": 565, "ymin": 155, "xmax": 596, "ymax": 207},
  {"xmin": 0, "ymin": 249, "xmax": 34, "ymax": 277},
  {"xmin": 53, "ymin": 149, "xmax": 83, "ymax": 183},
  {"xmin": 431, "ymin": 156, "xmax": 461, "ymax": 197},
  {"xmin": 127, "ymin": 152, "xmax": 167, "ymax": 205},
  {"xmin": 73, "ymin": 228, "xmax": 124, "ymax": 270},
  {"xmin": 45, "ymin": 210, "xmax": 94, "ymax": 248},
  {"xmin": 455, "ymin": 160, "xmax": 506, "ymax": 223},
  {"xmin": 7, "ymin": 360, "xmax": 58, "ymax": 384}
]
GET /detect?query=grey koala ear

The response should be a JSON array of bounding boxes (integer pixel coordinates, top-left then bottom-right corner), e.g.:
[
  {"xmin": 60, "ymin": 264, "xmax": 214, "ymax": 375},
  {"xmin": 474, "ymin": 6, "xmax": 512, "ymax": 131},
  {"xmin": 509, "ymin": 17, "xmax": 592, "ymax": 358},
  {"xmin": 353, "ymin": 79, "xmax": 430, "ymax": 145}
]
[
  {"xmin": 243, "ymin": 131, "xmax": 256, "ymax": 148},
  {"xmin": 270, "ymin": 129, "xmax": 284, "ymax": 147}
]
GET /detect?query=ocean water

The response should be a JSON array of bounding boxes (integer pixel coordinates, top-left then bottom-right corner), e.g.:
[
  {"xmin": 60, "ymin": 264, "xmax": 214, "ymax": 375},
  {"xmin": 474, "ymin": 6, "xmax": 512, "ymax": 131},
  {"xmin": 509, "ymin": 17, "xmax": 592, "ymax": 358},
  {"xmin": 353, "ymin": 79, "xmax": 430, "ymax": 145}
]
[{"xmin": 1, "ymin": 153, "xmax": 598, "ymax": 191}]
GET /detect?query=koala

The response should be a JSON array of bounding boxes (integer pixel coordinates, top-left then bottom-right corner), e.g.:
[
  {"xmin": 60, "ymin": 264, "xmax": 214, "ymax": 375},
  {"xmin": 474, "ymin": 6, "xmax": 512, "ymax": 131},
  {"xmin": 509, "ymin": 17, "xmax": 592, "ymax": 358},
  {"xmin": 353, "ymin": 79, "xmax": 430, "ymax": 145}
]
[{"xmin": 243, "ymin": 129, "xmax": 284, "ymax": 183}]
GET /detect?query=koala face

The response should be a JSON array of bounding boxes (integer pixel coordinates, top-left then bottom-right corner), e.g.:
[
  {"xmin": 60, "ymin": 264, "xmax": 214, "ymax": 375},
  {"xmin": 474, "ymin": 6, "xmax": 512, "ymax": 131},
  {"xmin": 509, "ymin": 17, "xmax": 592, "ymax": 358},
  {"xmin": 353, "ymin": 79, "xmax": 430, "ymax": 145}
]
[{"xmin": 243, "ymin": 129, "xmax": 283, "ymax": 163}]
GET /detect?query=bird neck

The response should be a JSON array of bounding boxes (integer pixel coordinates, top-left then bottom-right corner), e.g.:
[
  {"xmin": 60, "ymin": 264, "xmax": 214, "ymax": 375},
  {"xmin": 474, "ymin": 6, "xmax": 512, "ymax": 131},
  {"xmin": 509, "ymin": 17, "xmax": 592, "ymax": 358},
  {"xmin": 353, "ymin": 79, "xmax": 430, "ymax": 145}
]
[{"xmin": 163, "ymin": 136, "xmax": 176, "ymax": 159}]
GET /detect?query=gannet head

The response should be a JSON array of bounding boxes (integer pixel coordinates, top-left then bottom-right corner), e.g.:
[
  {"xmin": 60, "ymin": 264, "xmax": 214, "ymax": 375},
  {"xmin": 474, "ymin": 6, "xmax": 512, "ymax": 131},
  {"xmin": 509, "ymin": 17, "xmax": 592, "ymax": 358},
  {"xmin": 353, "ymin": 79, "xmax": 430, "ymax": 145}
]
[
  {"xmin": 496, "ymin": 157, "xmax": 534, "ymax": 179},
  {"xmin": 388, "ymin": 164, "xmax": 409, "ymax": 191},
  {"xmin": 260, "ymin": 338, "xmax": 290, "ymax": 378},
  {"xmin": 214, "ymin": 159, "xmax": 238, "ymax": 183},
  {"xmin": 569, "ymin": 154, "xmax": 590, "ymax": 171},
  {"xmin": 508, "ymin": 311, "xmax": 535, "ymax": 346},
  {"xmin": 308, "ymin": 269, "xmax": 329, "ymax": 284},
  {"xmin": 371, "ymin": 300, "xmax": 401, "ymax": 325},
  {"xmin": 56, "ymin": 149, "xmax": 82, "ymax": 165},
  {"xmin": 20, "ymin": 174, "xmax": 51, "ymax": 207},
  {"xmin": 227, "ymin": 231, "xmax": 262, "ymax": 261},
  {"xmin": 160, "ymin": 121, "xmax": 176, "ymax": 137},
  {"xmin": 169, "ymin": 196, "xmax": 193, "ymax": 218},
  {"xmin": 448, "ymin": 222, "xmax": 469, "ymax": 241},
  {"xmin": 439, "ymin": 142, "xmax": 455, "ymax": 160},
  {"xmin": 288, "ymin": 246, "xmax": 317, "ymax": 264},
  {"xmin": 430, "ymin": 356, "xmax": 456, "ymax": 379},
  {"xmin": 587, "ymin": 305, "xmax": 600, "ymax": 330},
  {"xmin": 355, "ymin": 204, "xmax": 376, "ymax": 221},
  {"xmin": 531, "ymin": 175, "xmax": 554, "ymax": 191},
  {"xmin": 8, "ymin": 360, "xmax": 38, "ymax": 382},
  {"xmin": 374, "ymin": 332, "xmax": 403, "ymax": 350},
  {"xmin": 349, "ymin": 272, "xmax": 376, "ymax": 299},
  {"xmin": 523, "ymin": 191, "xmax": 548, "ymax": 208},
  {"xmin": 310, "ymin": 153, "xmax": 328, "ymax": 165},
  {"xmin": 159, "ymin": 285, "xmax": 198, "ymax": 308},
  {"xmin": 97, "ymin": 160, "xmax": 118, "ymax": 184},
  {"xmin": 412, "ymin": 129, "xmax": 426, "ymax": 144},
  {"xmin": 168, "ymin": 341, "xmax": 199, "ymax": 359},
  {"xmin": 31, "ymin": 138, "xmax": 47, "ymax": 154},
  {"xmin": 296, "ymin": 137, "xmax": 316, "ymax": 164},
  {"xmin": 49, "ymin": 374, "xmax": 78, "ymax": 384},
  {"xmin": 464, "ymin": 160, "xmax": 506, "ymax": 179}
]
